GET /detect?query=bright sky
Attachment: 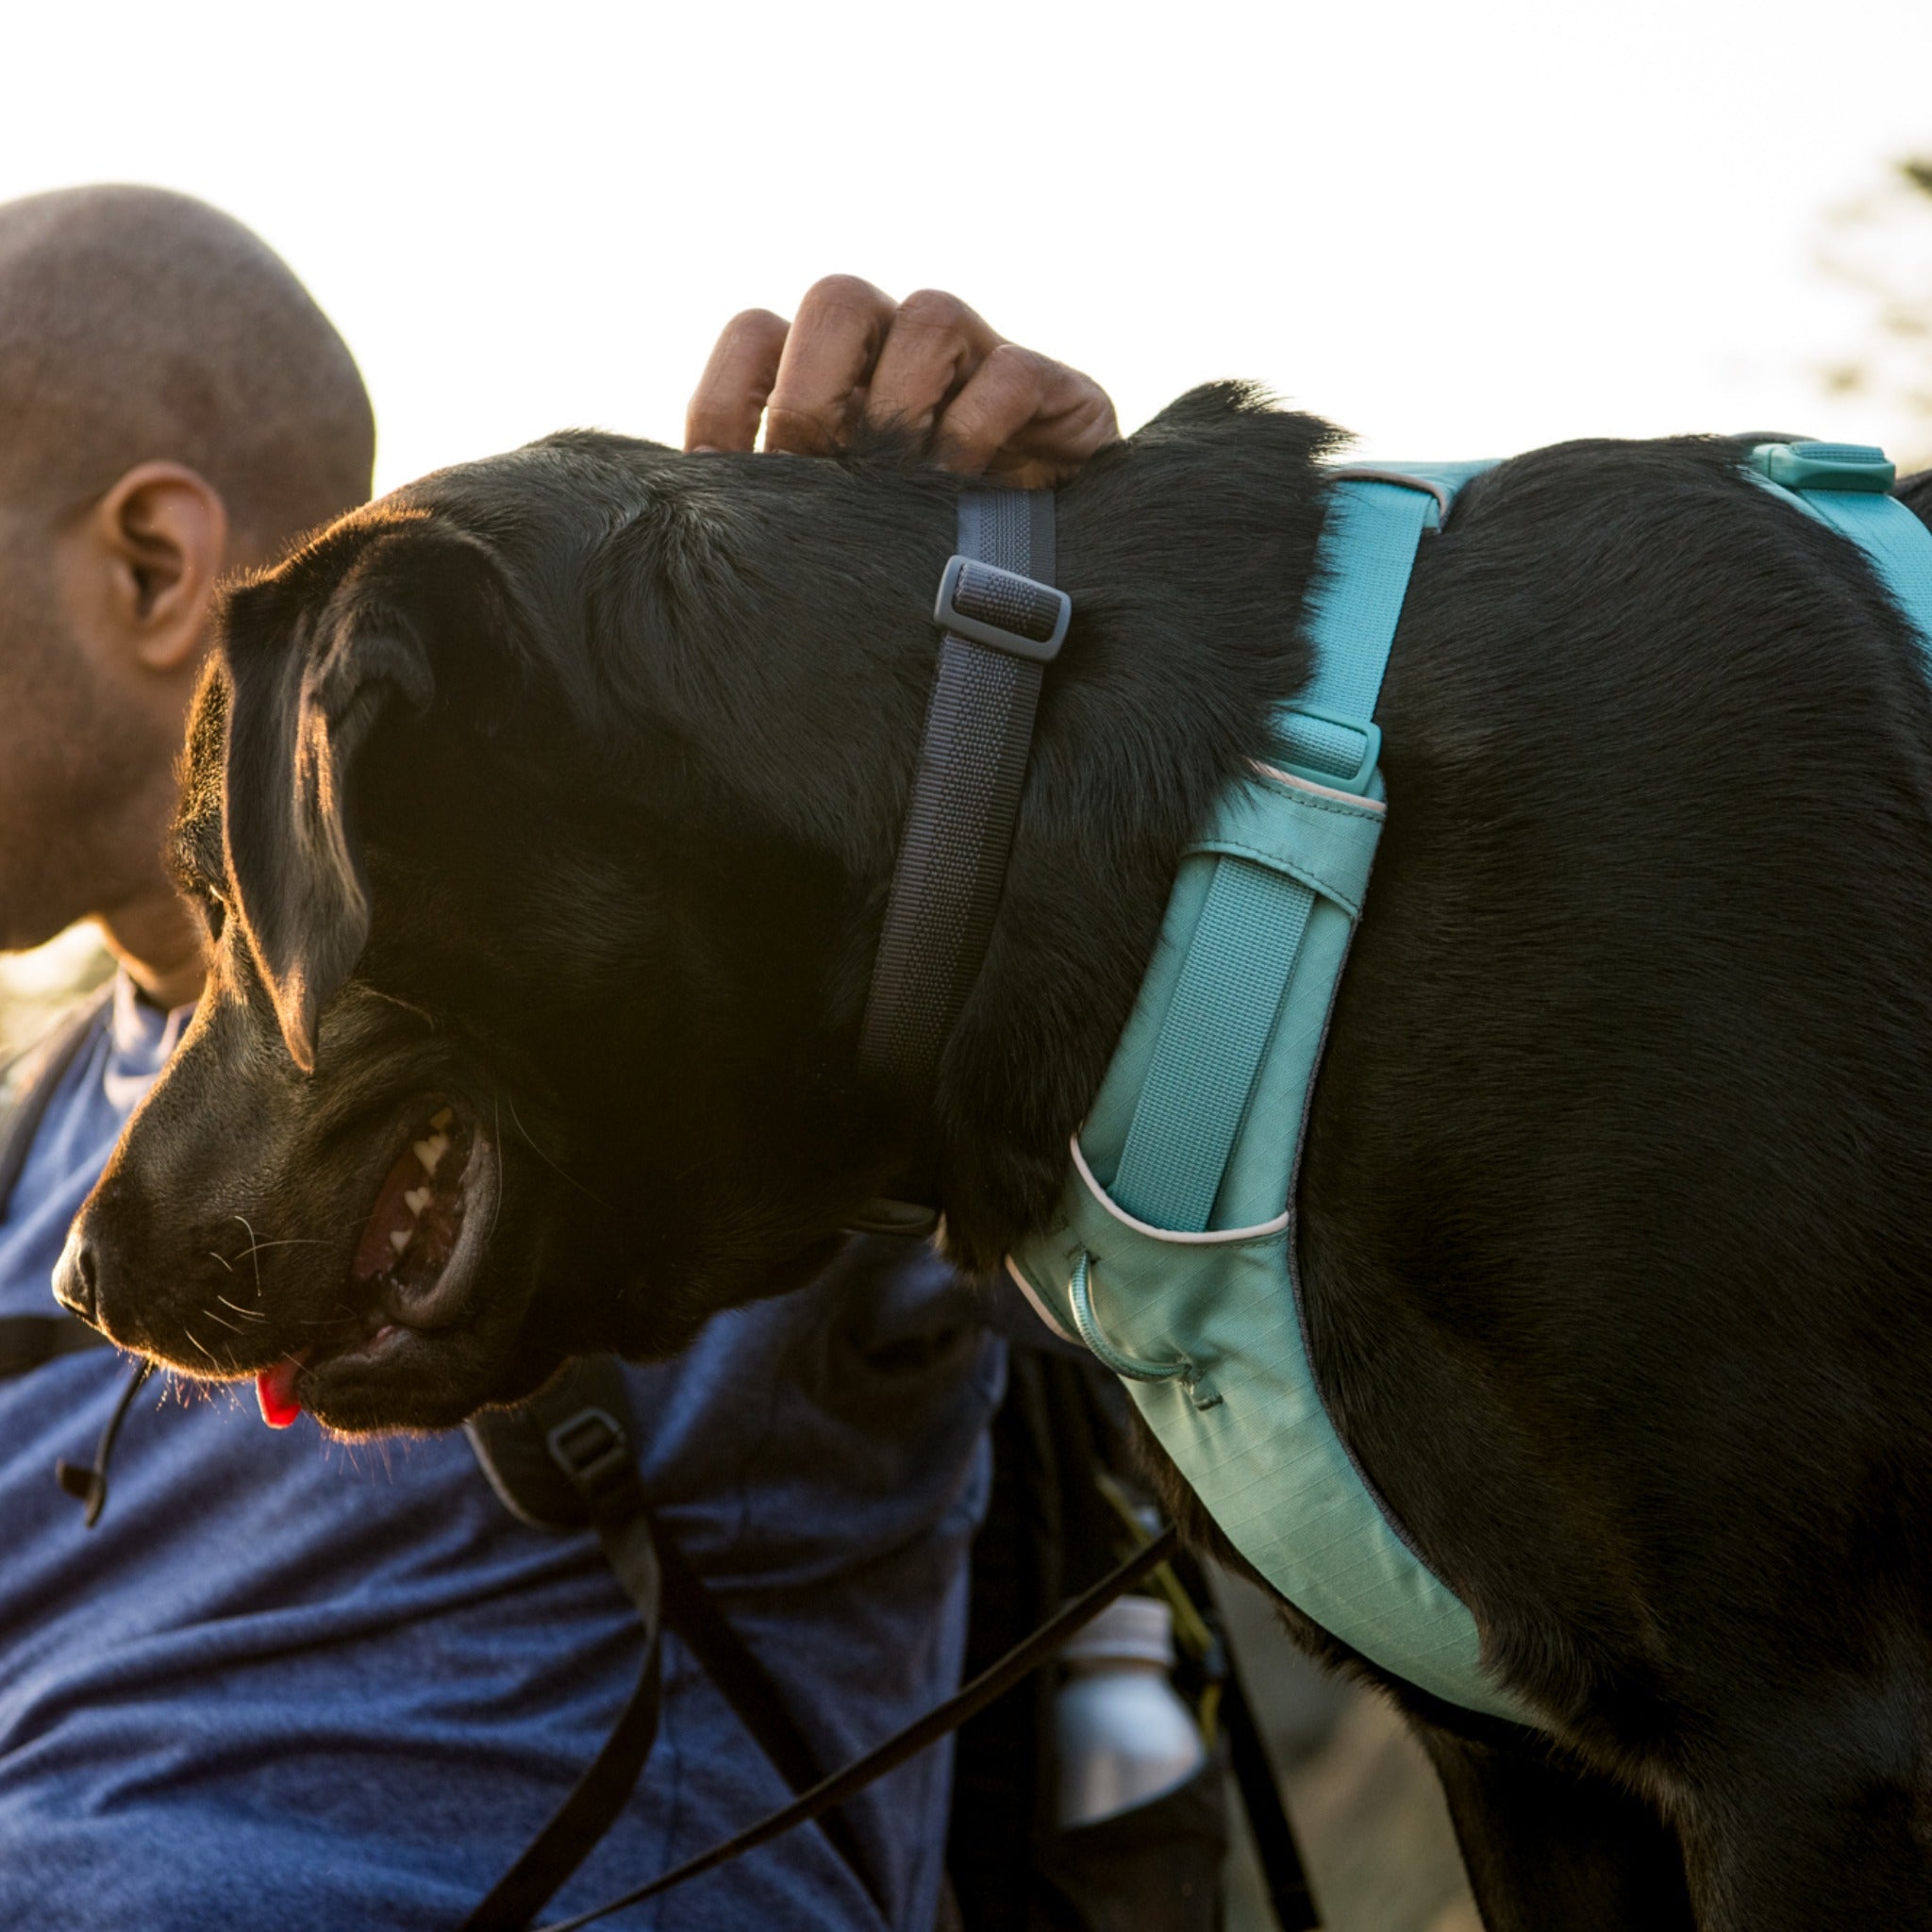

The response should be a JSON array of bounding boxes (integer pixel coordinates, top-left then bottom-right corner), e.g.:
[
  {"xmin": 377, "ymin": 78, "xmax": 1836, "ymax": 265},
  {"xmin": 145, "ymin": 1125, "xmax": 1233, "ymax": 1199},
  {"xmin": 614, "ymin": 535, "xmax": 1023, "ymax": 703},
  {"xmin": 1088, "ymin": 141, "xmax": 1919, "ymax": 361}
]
[{"xmin": 7, "ymin": 0, "xmax": 1932, "ymax": 492}]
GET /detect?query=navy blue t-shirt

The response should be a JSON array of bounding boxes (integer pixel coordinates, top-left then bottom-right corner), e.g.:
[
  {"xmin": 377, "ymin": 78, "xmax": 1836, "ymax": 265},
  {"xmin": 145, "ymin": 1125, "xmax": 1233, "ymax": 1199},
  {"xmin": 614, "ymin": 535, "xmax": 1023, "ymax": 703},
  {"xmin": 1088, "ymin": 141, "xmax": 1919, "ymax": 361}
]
[{"xmin": 0, "ymin": 978, "xmax": 1002, "ymax": 1928}]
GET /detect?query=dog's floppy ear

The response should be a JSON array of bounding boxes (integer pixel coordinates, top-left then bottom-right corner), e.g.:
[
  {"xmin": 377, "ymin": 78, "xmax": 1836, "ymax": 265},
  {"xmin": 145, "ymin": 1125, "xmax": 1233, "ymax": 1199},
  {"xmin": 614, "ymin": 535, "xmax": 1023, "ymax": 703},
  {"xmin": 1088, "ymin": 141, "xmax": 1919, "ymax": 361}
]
[{"xmin": 222, "ymin": 569, "xmax": 435, "ymax": 1072}]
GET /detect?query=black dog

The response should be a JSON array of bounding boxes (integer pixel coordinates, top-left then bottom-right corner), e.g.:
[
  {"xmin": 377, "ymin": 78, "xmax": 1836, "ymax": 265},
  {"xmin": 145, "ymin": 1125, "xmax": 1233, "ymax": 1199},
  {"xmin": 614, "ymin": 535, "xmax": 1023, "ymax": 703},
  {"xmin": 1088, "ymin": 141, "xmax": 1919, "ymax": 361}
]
[{"xmin": 59, "ymin": 387, "xmax": 1932, "ymax": 1929}]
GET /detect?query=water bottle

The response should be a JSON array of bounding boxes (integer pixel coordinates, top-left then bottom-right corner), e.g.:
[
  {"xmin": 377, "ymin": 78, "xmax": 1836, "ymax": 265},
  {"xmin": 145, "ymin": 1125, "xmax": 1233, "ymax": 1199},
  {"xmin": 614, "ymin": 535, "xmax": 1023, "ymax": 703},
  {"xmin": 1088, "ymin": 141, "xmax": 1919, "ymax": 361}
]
[{"xmin": 1054, "ymin": 1594, "xmax": 1207, "ymax": 1826}]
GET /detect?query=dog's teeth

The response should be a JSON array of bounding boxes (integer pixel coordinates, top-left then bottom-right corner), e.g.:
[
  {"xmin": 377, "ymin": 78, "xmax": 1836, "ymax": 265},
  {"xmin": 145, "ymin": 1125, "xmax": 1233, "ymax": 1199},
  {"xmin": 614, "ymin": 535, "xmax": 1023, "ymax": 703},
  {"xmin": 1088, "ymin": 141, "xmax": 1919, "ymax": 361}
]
[
  {"xmin": 388, "ymin": 1226, "xmax": 411, "ymax": 1257},
  {"xmin": 403, "ymin": 1186, "xmax": 431, "ymax": 1216},
  {"xmin": 413, "ymin": 1133, "xmax": 450, "ymax": 1175},
  {"xmin": 430, "ymin": 1108, "xmax": 454, "ymax": 1131}
]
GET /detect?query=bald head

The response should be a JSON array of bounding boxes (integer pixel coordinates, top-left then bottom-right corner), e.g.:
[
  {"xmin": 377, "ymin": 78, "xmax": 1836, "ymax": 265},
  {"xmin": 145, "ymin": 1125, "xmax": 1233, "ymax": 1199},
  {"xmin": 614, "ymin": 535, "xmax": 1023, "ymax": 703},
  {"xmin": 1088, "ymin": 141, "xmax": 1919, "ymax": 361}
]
[
  {"xmin": 0, "ymin": 186, "xmax": 374, "ymax": 980},
  {"xmin": 0, "ymin": 185, "xmax": 374, "ymax": 551}
]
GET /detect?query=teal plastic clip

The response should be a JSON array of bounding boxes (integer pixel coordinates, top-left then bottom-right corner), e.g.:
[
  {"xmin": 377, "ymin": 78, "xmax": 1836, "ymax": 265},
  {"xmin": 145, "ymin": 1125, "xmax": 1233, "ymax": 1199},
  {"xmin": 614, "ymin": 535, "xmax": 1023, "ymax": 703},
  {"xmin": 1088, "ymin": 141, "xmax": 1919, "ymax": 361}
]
[{"xmin": 1749, "ymin": 441, "xmax": 1896, "ymax": 494}]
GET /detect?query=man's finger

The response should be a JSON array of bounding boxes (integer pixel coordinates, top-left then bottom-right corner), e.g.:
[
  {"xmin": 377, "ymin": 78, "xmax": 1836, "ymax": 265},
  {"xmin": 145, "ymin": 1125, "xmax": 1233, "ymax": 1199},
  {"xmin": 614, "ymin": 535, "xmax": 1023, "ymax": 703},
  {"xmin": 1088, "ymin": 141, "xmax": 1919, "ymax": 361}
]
[
  {"xmin": 864, "ymin": 288, "xmax": 1003, "ymax": 437},
  {"xmin": 936, "ymin": 343, "xmax": 1122, "ymax": 487},
  {"xmin": 685, "ymin": 308, "xmax": 791, "ymax": 453},
  {"xmin": 762, "ymin": 274, "xmax": 897, "ymax": 456}
]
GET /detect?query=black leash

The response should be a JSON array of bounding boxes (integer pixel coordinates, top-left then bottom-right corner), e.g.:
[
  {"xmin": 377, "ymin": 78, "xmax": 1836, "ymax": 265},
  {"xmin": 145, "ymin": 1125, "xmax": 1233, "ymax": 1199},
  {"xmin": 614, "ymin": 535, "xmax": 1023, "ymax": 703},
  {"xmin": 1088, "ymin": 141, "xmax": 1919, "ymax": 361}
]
[
  {"xmin": 849, "ymin": 488, "xmax": 1069, "ymax": 1236},
  {"xmin": 530, "ymin": 1526, "xmax": 1179, "ymax": 1931},
  {"xmin": 1222, "ymin": 1643, "xmax": 1323, "ymax": 1930}
]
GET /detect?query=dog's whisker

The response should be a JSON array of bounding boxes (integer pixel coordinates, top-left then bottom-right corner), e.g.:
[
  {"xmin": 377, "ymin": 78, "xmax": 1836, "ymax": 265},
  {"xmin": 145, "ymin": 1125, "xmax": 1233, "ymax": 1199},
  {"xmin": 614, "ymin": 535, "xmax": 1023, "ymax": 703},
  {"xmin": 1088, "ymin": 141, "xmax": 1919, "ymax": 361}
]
[
  {"xmin": 505, "ymin": 1093, "xmax": 607, "ymax": 1206},
  {"xmin": 360, "ymin": 987, "xmax": 438, "ymax": 1030},
  {"xmin": 182, "ymin": 1325, "xmax": 221, "ymax": 1367},
  {"xmin": 216, "ymin": 1295, "xmax": 266, "ymax": 1323},
  {"xmin": 489, "ymin": 1096, "xmax": 507, "ymax": 1245},
  {"xmin": 230, "ymin": 1215, "xmax": 266, "ymax": 1299},
  {"xmin": 206, "ymin": 1250, "xmax": 234, "ymax": 1274},
  {"xmin": 200, "ymin": 1307, "xmax": 244, "ymax": 1336}
]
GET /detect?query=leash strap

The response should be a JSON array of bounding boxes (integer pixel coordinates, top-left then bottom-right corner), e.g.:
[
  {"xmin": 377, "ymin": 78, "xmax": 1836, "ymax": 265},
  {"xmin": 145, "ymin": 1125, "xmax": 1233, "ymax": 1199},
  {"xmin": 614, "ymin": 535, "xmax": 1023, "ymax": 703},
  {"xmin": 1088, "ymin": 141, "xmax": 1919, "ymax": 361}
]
[
  {"xmin": 1108, "ymin": 478, "xmax": 1436, "ymax": 1233},
  {"xmin": 1222, "ymin": 1656, "xmax": 1323, "ymax": 1932},
  {"xmin": 853, "ymin": 490, "xmax": 1068, "ymax": 1230},
  {"xmin": 530, "ymin": 1526, "xmax": 1181, "ymax": 1932}
]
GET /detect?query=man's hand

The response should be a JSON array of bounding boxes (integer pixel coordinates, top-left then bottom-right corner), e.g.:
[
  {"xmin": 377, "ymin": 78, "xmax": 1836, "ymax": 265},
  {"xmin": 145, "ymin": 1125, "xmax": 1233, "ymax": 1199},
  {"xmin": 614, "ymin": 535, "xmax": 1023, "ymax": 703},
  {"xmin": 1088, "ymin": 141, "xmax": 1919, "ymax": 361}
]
[{"xmin": 685, "ymin": 275, "xmax": 1119, "ymax": 489}]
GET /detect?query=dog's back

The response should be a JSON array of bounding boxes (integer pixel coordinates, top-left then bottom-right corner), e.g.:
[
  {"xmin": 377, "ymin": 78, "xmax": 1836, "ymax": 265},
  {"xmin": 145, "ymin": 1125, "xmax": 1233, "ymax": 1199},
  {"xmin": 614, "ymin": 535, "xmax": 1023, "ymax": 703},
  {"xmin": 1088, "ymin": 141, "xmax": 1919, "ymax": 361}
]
[{"xmin": 1274, "ymin": 435, "xmax": 1932, "ymax": 1924}]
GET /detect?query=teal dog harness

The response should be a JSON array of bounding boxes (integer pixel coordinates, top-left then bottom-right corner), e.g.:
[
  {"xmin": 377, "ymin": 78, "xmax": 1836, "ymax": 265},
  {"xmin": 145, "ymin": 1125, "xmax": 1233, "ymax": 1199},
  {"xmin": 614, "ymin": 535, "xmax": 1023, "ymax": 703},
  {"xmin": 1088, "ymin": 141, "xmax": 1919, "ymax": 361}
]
[{"xmin": 1007, "ymin": 440, "xmax": 1932, "ymax": 1724}]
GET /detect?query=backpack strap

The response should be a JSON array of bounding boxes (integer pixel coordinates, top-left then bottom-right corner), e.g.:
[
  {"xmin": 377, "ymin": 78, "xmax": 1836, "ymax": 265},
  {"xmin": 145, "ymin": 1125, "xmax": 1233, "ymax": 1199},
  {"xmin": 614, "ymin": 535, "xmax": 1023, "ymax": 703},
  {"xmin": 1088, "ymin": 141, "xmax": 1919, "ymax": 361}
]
[
  {"xmin": 0, "ymin": 990, "xmax": 118, "ymax": 1382},
  {"xmin": 0, "ymin": 988, "xmax": 114, "ymax": 1219},
  {"xmin": 458, "ymin": 1357, "xmax": 664, "ymax": 1931},
  {"xmin": 461, "ymin": 1356, "xmax": 880, "ymax": 1924}
]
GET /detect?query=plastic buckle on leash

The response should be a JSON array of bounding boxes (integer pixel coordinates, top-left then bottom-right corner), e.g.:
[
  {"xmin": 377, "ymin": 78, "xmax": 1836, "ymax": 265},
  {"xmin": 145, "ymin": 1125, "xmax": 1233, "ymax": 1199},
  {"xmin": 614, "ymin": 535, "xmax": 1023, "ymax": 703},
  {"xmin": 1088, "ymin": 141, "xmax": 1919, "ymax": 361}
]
[
  {"xmin": 1274, "ymin": 704, "xmax": 1383, "ymax": 793},
  {"xmin": 545, "ymin": 1407, "xmax": 636, "ymax": 1518},
  {"xmin": 1748, "ymin": 441, "xmax": 1896, "ymax": 493},
  {"xmin": 934, "ymin": 556, "xmax": 1072, "ymax": 661}
]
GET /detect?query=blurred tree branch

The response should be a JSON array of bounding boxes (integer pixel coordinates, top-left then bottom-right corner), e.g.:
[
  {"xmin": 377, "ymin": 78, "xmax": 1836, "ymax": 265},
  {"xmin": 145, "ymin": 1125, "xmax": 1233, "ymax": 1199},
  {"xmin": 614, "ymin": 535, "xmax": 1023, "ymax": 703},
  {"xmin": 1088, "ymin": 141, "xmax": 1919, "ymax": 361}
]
[{"xmin": 1816, "ymin": 156, "xmax": 1932, "ymax": 465}]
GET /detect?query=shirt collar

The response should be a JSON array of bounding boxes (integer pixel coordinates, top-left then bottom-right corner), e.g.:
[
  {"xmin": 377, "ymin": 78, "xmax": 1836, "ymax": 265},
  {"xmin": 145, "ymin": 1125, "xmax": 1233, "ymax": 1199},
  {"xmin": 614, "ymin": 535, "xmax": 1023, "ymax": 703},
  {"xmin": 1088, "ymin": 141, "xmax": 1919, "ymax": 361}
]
[{"xmin": 104, "ymin": 972, "xmax": 193, "ymax": 1113}]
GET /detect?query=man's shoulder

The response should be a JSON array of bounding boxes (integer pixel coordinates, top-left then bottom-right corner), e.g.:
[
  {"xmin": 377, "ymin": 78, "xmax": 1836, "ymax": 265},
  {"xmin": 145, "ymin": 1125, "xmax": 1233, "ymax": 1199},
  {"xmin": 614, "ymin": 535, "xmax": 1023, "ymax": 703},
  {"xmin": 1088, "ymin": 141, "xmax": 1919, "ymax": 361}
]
[
  {"xmin": 0, "ymin": 988, "xmax": 115, "ymax": 1203},
  {"xmin": 0, "ymin": 988, "xmax": 112, "ymax": 1100}
]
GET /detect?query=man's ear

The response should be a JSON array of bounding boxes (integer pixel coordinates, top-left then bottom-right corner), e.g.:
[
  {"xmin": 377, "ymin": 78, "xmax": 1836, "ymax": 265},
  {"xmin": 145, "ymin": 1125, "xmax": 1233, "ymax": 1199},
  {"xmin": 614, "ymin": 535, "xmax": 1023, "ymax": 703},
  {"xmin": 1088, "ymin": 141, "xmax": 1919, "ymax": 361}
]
[
  {"xmin": 222, "ymin": 583, "xmax": 434, "ymax": 1072},
  {"xmin": 101, "ymin": 462, "xmax": 229, "ymax": 670}
]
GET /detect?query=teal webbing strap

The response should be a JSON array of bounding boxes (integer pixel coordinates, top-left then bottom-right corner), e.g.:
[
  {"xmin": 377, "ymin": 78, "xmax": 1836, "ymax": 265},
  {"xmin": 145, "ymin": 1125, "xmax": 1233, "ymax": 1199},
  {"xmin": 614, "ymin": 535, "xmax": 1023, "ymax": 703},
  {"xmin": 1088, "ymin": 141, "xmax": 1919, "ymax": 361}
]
[
  {"xmin": 1276, "ymin": 480, "xmax": 1436, "ymax": 784},
  {"xmin": 1745, "ymin": 440, "xmax": 1932, "ymax": 669},
  {"xmin": 1109, "ymin": 862, "xmax": 1316, "ymax": 1231},
  {"xmin": 1106, "ymin": 477, "xmax": 1433, "ymax": 1234},
  {"xmin": 1790, "ymin": 491, "xmax": 1932, "ymax": 671}
]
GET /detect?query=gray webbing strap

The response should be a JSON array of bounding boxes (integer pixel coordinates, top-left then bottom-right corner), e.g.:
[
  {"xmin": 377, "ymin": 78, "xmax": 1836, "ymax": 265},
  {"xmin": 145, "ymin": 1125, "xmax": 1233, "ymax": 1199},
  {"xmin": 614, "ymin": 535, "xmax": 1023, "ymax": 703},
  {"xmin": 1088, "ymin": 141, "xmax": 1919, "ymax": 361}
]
[
  {"xmin": 0, "ymin": 992, "xmax": 119, "ymax": 1383},
  {"xmin": 853, "ymin": 491, "xmax": 1068, "ymax": 1228}
]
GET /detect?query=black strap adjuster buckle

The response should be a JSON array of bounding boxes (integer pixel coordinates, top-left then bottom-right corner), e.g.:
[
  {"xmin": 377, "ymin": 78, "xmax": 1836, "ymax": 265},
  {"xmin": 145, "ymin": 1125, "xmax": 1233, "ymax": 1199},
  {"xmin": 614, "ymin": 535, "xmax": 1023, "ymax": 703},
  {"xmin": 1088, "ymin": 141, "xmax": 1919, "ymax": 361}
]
[
  {"xmin": 933, "ymin": 556, "xmax": 1072, "ymax": 662},
  {"xmin": 545, "ymin": 1406, "xmax": 639, "ymax": 1519}
]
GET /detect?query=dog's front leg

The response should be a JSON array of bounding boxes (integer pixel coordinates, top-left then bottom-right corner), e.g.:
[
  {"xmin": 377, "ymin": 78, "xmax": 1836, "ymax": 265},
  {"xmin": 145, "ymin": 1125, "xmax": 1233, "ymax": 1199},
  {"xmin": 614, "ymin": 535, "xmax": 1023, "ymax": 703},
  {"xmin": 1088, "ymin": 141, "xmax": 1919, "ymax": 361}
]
[
  {"xmin": 1420, "ymin": 1726, "xmax": 1693, "ymax": 1932},
  {"xmin": 1674, "ymin": 1694, "xmax": 1932, "ymax": 1932}
]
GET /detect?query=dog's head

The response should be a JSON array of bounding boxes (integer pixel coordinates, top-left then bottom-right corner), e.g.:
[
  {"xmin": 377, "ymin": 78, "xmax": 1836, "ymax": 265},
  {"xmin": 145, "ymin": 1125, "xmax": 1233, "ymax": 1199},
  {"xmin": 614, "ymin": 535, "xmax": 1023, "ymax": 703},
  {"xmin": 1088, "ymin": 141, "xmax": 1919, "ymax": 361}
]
[{"xmin": 58, "ymin": 434, "xmax": 934, "ymax": 1430}]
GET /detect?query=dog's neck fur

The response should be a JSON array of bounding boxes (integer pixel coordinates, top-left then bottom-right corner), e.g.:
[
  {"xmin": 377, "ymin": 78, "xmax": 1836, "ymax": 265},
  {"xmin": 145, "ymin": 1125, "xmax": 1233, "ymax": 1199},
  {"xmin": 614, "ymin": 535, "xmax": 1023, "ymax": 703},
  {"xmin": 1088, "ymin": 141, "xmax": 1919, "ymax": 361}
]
[{"xmin": 563, "ymin": 389, "xmax": 1342, "ymax": 1273}]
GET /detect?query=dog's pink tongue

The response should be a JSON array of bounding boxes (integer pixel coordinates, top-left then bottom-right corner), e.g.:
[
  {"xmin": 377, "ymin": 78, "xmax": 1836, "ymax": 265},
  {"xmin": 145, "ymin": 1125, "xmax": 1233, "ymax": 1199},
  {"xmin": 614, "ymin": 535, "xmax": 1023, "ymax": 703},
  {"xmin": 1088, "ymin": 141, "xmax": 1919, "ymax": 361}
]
[{"xmin": 257, "ymin": 1361, "xmax": 303, "ymax": 1429}]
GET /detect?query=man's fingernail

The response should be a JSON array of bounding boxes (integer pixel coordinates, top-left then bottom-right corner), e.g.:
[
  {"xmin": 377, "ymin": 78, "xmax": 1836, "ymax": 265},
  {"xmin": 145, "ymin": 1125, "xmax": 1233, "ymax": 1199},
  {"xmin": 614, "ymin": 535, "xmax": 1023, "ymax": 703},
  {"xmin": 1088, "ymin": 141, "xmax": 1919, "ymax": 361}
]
[{"xmin": 690, "ymin": 444, "xmax": 722, "ymax": 454}]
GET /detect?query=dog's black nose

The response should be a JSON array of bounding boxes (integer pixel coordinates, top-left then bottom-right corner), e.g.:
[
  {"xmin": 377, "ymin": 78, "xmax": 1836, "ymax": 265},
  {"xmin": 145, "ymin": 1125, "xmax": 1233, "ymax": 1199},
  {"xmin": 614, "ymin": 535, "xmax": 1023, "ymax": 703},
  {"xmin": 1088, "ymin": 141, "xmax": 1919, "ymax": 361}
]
[{"xmin": 54, "ymin": 1231, "xmax": 100, "ymax": 1325}]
